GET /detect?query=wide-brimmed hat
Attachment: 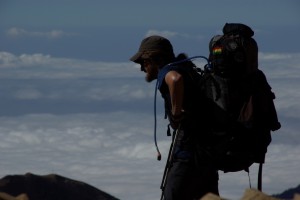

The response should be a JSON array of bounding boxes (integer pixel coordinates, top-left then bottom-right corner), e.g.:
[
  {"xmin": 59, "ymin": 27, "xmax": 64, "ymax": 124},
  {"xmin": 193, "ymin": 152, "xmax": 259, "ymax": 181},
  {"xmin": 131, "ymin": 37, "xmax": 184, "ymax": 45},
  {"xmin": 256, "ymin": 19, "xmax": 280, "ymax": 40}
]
[{"xmin": 130, "ymin": 35, "xmax": 174, "ymax": 63}]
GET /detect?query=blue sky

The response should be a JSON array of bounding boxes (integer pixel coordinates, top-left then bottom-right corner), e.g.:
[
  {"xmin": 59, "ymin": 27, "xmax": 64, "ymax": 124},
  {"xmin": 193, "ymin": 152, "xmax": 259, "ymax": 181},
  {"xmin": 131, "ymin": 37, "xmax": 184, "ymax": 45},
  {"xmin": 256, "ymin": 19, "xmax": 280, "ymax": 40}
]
[
  {"xmin": 1, "ymin": 0, "xmax": 299, "ymax": 61},
  {"xmin": 0, "ymin": 1, "xmax": 300, "ymax": 200},
  {"xmin": 1, "ymin": 0, "xmax": 299, "ymax": 27}
]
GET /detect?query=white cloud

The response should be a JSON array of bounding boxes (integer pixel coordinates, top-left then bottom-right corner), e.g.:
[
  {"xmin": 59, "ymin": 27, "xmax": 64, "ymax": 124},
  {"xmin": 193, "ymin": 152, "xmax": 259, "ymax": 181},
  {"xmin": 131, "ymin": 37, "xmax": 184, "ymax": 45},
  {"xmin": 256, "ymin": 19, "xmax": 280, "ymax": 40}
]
[
  {"xmin": 145, "ymin": 30, "xmax": 179, "ymax": 38},
  {"xmin": 0, "ymin": 112, "xmax": 299, "ymax": 200},
  {"xmin": 0, "ymin": 112, "xmax": 169, "ymax": 200},
  {"xmin": 13, "ymin": 88, "xmax": 43, "ymax": 100},
  {"xmin": 0, "ymin": 51, "xmax": 152, "ymax": 104},
  {"xmin": 259, "ymin": 52, "xmax": 300, "ymax": 78},
  {"xmin": 145, "ymin": 29, "xmax": 204, "ymax": 40},
  {"xmin": 0, "ymin": 51, "xmax": 141, "ymax": 79},
  {"xmin": 0, "ymin": 52, "xmax": 51, "ymax": 68},
  {"xmin": 260, "ymin": 52, "xmax": 295, "ymax": 61},
  {"xmin": 6, "ymin": 27, "xmax": 75, "ymax": 39}
]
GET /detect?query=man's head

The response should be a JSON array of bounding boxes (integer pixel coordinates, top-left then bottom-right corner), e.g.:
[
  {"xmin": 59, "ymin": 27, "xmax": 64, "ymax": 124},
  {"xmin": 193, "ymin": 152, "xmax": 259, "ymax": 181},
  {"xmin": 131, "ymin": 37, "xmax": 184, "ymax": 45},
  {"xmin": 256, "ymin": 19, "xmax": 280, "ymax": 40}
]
[{"xmin": 130, "ymin": 35, "xmax": 175, "ymax": 82}]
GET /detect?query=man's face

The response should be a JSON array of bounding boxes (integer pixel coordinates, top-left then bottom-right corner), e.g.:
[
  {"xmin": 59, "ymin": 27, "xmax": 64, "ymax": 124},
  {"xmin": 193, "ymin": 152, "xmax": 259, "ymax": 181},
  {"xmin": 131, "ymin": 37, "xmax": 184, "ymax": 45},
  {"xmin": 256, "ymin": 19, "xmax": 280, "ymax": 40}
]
[{"xmin": 141, "ymin": 59, "xmax": 158, "ymax": 82}]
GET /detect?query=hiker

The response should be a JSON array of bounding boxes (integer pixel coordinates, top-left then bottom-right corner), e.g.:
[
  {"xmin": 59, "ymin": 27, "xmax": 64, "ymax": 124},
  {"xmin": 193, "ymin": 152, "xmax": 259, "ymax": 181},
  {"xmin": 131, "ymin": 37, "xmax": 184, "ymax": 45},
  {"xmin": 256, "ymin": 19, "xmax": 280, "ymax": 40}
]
[{"xmin": 130, "ymin": 35, "xmax": 219, "ymax": 200}]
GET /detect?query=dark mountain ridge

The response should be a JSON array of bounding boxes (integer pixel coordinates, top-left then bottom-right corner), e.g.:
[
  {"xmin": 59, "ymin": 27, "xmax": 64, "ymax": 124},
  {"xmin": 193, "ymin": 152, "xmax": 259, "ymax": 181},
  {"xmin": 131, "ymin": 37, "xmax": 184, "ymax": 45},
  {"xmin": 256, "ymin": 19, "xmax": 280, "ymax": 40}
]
[
  {"xmin": 0, "ymin": 173, "xmax": 119, "ymax": 200},
  {"xmin": 273, "ymin": 184, "xmax": 300, "ymax": 200}
]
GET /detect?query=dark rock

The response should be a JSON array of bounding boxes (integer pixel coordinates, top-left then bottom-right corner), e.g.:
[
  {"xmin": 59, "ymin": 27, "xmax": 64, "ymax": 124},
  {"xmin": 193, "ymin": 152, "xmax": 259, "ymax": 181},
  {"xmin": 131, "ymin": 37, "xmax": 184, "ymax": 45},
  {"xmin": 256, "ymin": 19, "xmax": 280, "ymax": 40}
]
[
  {"xmin": 273, "ymin": 184, "xmax": 300, "ymax": 200},
  {"xmin": 0, "ymin": 173, "xmax": 119, "ymax": 200}
]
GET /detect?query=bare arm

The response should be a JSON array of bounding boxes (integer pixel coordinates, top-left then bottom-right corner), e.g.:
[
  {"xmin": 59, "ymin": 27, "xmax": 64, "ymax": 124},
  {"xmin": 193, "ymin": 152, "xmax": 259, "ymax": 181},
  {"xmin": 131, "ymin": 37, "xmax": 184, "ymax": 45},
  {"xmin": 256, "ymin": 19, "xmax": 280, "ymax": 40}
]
[{"xmin": 165, "ymin": 71, "xmax": 184, "ymax": 117}]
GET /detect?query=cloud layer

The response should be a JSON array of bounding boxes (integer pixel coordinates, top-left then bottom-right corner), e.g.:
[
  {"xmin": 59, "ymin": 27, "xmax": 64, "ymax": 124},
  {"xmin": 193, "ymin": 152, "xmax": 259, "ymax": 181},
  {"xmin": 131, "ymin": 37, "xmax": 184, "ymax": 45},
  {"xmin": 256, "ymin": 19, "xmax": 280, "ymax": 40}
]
[{"xmin": 0, "ymin": 51, "xmax": 299, "ymax": 199}]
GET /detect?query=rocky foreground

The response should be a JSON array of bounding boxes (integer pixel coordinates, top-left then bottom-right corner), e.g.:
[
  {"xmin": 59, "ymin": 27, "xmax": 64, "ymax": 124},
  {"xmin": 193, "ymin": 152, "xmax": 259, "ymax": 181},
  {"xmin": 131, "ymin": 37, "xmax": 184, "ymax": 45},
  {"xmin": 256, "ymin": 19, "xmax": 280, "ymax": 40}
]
[
  {"xmin": 0, "ymin": 173, "xmax": 299, "ymax": 200},
  {"xmin": 0, "ymin": 173, "xmax": 119, "ymax": 200}
]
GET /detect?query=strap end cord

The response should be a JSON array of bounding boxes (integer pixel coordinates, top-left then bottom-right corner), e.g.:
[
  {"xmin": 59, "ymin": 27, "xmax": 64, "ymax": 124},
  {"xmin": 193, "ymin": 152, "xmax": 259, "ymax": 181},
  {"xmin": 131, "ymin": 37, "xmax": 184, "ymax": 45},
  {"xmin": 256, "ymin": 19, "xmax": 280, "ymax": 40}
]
[{"xmin": 154, "ymin": 79, "xmax": 162, "ymax": 161}]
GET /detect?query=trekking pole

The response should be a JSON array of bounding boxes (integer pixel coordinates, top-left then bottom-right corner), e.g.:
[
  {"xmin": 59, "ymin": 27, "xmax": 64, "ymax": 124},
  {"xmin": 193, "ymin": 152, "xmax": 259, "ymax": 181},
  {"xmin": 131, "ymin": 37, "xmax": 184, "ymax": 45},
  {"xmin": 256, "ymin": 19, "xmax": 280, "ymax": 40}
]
[{"xmin": 160, "ymin": 124, "xmax": 181, "ymax": 200}]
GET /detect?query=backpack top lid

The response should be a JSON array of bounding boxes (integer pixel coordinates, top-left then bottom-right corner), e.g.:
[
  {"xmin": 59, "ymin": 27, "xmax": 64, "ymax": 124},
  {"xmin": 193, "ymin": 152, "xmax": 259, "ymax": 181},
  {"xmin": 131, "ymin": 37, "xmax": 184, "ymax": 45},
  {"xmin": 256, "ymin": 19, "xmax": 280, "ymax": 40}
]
[
  {"xmin": 209, "ymin": 23, "xmax": 258, "ymax": 76},
  {"xmin": 223, "ymin": 23, "xmax": 254, "ymax": 38}
]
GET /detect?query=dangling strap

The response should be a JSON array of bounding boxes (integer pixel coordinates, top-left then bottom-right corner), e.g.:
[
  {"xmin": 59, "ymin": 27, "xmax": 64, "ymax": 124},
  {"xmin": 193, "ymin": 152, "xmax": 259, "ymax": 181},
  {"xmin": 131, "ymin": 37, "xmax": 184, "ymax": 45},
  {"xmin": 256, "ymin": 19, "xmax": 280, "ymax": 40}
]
[{"xmin": 257, "ymin": 163, "xmax": 263, "ymax": 191}]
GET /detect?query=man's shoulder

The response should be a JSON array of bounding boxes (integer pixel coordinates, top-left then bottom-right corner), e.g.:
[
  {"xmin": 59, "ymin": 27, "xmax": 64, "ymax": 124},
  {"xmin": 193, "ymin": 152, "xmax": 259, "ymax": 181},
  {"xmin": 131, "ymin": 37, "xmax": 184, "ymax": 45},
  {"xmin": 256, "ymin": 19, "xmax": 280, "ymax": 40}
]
[{"xmin": 157, "ymin": 64, "xmax": 179, "ymax": 89}]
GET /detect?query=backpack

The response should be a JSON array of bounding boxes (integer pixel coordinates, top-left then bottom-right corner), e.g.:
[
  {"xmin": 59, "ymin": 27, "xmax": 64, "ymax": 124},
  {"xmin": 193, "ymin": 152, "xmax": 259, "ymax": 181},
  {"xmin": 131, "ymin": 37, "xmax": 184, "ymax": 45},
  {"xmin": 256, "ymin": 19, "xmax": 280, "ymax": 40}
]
[
  {"xmin": 154, "ymin": 24, "xmax": 280, "ymax": 191},
  {"xmin": 200, "ymin": 23, "xmax": 281, "ymax": 174}
]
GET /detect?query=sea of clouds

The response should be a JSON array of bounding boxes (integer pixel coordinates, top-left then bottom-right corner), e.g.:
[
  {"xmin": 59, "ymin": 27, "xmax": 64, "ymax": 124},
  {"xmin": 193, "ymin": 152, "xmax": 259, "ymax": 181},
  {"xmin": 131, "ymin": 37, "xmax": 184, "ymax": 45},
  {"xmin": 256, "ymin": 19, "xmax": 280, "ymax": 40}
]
[{"xmin": 0, "ymin": 51, "xmax": 299, "ymax": 200}]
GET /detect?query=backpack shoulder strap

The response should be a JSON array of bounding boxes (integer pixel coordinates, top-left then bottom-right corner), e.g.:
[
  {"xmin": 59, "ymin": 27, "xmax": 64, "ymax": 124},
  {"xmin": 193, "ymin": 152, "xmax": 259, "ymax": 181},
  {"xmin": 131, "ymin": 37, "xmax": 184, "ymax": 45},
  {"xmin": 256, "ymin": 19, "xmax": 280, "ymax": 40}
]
[
  {"xmin": 158, "ymin": 55, "xmax": 210, "ymax": 89},
  {"xmin": 157, "ymin": 65, "xmax": 179, "ymax": 90}
]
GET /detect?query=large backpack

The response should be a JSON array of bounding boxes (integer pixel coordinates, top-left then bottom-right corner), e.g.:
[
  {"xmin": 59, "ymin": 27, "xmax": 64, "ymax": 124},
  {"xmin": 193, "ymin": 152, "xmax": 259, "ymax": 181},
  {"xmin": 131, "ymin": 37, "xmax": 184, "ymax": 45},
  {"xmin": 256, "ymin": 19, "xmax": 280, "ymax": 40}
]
[
  {"xmin": 201, "ymin": 23, "xmax": 281, "ymax": 174},
  {"xmin": 154, "ymin": 24, "xmax": 281, "ymax": 193}
]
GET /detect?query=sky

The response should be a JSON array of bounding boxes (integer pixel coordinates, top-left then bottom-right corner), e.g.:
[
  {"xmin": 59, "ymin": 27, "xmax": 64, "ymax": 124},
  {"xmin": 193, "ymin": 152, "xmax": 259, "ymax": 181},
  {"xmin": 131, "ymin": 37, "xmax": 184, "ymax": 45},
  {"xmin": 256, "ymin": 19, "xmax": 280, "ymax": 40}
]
[{"xmin": 0, "ymin": 0, "xmax": 299, "ymax": 200}]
